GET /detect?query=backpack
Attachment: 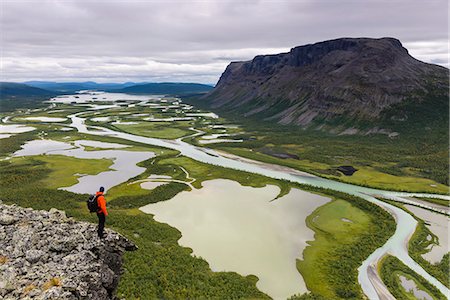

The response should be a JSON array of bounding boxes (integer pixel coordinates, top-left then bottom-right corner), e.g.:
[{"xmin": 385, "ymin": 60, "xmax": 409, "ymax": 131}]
[{"xmin": 87, "ymin": 194, "xmax": 100, "ymax": 213}]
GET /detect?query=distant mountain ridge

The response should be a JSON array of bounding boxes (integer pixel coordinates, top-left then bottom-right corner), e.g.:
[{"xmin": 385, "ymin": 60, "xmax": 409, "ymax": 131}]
[
  {"xmin": 0, "ymin": 82, "xmax": 55, "ymax": 98},
  {"xmin": 0, "ymin": 81, "xmax": 214, "ymax": 111},
  {"xmin": 203, "ymin": 37, "xmax": 448, "ymax": 131},
  {"xmin": 25, "ymin": 81, "xmax": 137, "ymax": 93},
  {"xmin": 0, "ymin": 82, "xmax": 57, "ymax": 112},
  {"xmin": 24, "ymin": 81, "xmax": 214, "ymax": 95},
  {"xmin": 112, "ymin": 82, "xmax": 213, "ymax": 95}
]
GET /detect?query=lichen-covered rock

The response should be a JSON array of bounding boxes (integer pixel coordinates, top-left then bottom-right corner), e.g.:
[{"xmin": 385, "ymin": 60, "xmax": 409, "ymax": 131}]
[
  {"xmin": 25, "ymin": 250, "xmax": 46, "ymax": 264},
  {"xmin": 0, "ymin": 215, "xmax": 18, "ymax": 225},
  {"xmin": 0, "ymin": 203, "xmax": 137, "ymax": 299}
]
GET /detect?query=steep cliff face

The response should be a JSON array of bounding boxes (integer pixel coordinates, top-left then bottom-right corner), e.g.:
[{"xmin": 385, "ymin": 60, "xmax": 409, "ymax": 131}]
[
  {"xmin": 0, "ymin": 203, "xmax": 136, "ymax": 299},
  {"xmin": 204, "ymin": 38, "xmax": 448, "ymax": 127}
]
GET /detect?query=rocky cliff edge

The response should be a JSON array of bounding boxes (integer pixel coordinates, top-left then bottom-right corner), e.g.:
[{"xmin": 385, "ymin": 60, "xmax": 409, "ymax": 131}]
[{"xmin": 0, "ymin": 202, "xmax": 136, "ymax": 300}]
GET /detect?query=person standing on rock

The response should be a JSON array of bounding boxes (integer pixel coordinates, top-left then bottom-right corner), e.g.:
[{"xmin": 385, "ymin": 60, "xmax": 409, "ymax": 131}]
[{"xmin": 96, "ymin": 186, "xmax": 108, "ymax": 239}]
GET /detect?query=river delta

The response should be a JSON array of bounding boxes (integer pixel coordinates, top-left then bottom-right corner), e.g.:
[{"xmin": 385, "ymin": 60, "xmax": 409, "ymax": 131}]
[{"xmin": 1, "ymin": 91, "xmax": 448, "ymax": 300}]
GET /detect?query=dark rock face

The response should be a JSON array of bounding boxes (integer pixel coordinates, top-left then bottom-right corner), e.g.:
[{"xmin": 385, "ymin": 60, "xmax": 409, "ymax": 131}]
[
  {"xmin": 337, "ymin": 166, "xmax": 358, "ymax": 176},
  {"xmin": 0, "ymin": 203, "xmax": 136, "ymax": 299},
  {"xmin": 204, "ymin": 37, "xmax": 448, "ymax": 126}
]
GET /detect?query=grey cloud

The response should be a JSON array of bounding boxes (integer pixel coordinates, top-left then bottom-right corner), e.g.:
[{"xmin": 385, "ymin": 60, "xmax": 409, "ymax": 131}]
[
  {"xmin": 431, "ymin": 58, "xmax": 448, "ymax": 64},
  {"xmin": 1, "ymin": 0, "xmax": 448, "ymax": 83}
]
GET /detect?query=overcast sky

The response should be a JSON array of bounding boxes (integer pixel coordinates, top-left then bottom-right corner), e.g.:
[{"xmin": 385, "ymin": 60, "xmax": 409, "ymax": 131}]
[{"xmin": 1, "ymin": 0, "xmax": 448, "ymax": 84}]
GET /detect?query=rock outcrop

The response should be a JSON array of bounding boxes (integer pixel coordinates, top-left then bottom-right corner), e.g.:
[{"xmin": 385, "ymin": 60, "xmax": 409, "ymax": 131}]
[
  {"xmin": 0, "ymin": 202, "xmax": 137, "ymax": 300},
  {"xmin": 203, "ymin": 37, "xmax": 448, "ymax": 127}
]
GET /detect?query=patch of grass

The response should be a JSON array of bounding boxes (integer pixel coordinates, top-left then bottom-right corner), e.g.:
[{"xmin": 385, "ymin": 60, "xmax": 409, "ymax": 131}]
[
  {"xmin": 11, "ymin": 155, "xmax": 113, "ymax": 189},
  {"xmin": 107, "ymin": 180, "xmax": 154, "ymax": 201},
  {"xmin": 288, "ymin": 293, "xmax": 327, "ymax": 300},
  {"xmin": 113, "ymin": 122, "xmax": 192, "ymax": 139},
  {"xmin": 220, "ymin": 147, "xmax": 331, "ymax": 173},
  {"xmin": 0, "ymin": 255, "xmax": 8, "ymax": 264},
  {"xmin": 414, "ymin": 197, "xmax": 449, "ymax": 207},
  {"xmin": 12, "ymin": 115, "xmax": 71, "ymax": 124},
  {"xmin": 42, "ymin": 277, "xmax": 62, "ymax": 291},
  {"xmin": 217, "ymin": 146, "xmax": 448, "ymax": 193},
  {"xmin": 380, "ymin": 255, "xmax": 445, "ymax": 299},
  {"xmin": 158, "ymin": 155, "xmax": 291, "ymax": 198},
  {"xmin": 296, "ymin": 195, "xmax": 395, "ymax": 299},
  {"xmin": 0, "ymin": 95, "xmax": 50, "ymax": 112},
  {"xmin": 110, "ymin": 182, "xmax": 188, "ymax": 209},
  {"xmin": 297, "ymin": 200, "xmax": 370, "ymax": 298},
  {"xmin": 327, "ymin": 167, "xmax": 448, "ymax": 194},
  {"xmin": 0, "ymin": 130, "xmax": 38, "ymax": 156},
  {"xmin": 23, "ymin": 284, "xmax": 37, "ymax": 296}
]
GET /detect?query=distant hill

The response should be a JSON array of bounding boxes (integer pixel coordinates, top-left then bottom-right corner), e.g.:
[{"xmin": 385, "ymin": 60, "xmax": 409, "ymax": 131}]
[
  {"xmin": 0, "ymin": 82, "xmax": 57, "ymax": 112},
  {"xmin": 25, "ymin": 81, "xmax": 137, "ymax": 93},
  {"xmin": 201, "ymin": 37, "xmax": 448, "ymax": 133},
  {"xmin": 24, "ymin": 81, "xmax": 214, "ymax": 95},
  {"xmin": 1, "ymin": 82, "xmax": 55, "ymax": 98},
  {"xmin": 112, "ymin": 82, "xmax": 214, "ymax": 95}
]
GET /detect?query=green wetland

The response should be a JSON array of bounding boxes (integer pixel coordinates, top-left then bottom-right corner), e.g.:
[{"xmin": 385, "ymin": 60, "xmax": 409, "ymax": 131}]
[{"xmin": 0, "ymin": 92, "xmax": 448, "ymax": 299}]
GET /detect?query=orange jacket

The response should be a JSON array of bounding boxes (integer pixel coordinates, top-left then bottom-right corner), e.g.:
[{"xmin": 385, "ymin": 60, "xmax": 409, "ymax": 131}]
[{"xmin": 96, "ymin": 191, "xmax": 108, "ymax": 216}]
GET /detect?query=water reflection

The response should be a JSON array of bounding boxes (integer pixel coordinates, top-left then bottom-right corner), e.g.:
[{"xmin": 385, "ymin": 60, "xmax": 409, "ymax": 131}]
[
  {"xmin": 22, "ymin": 117, "xmax": 67, "ymax": 122},
  {"xmin": 404, "ymin": 205, "xmax": 449, "ymax": 263},
  {"xmin": 399, "ymin": 275, "xmax": 432, "ymax": 300},
  {"xmin": 13, "ymin": 139, "xmax": 154, "ymax": 194},
  {"xmin": 141, "ymin": 179, "xmax": 331, "ymax": 299},
  {"xmin": 0, "ymin": 124, "xmax": 35, "ymax": 136}
]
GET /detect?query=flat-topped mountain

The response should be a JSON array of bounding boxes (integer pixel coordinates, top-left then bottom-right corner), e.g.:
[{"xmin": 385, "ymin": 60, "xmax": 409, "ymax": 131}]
[{"xmin": 203, "ymin": 38, "xmax": 448, "ymax": 129}]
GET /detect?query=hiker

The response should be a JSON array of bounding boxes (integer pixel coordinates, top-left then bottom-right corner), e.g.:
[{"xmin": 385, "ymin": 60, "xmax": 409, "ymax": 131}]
[{"xmin": 96, "ymin": 186, "xmax": 108, "ymax": 238}]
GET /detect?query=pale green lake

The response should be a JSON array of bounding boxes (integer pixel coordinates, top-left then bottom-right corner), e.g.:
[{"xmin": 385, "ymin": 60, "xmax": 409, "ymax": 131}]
[{"xmin": 140, "ymin": 179, "xmax": 331, "ymax": 299}]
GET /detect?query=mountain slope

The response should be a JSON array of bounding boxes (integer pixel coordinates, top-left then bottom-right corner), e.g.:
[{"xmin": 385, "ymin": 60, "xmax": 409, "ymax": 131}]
[
  {"xmin": 203, "ymin": 38, "xmax": 448, "ymax": 130},
  {"xmin": 114, "ymin": 82, "xmax": 213, "ymax": 95},
  {"xmin": 0, "ymin": 82, "xmax": 57, "ymax": 111},
  {"xmin": 0, "ymin": 82, "xmax": 55, "ymax": 98}
]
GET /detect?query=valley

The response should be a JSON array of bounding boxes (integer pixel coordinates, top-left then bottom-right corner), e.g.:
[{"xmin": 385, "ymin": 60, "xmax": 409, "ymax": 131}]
[{"xmin": 0, "ymin": 91, "xmax": 448, "ymax": 299}]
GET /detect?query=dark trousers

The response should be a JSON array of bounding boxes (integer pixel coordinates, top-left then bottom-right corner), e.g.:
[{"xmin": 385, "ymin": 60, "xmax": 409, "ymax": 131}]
[{"xmin": 97, "ymin": 212, "xmax": 106, "ymax": 238}]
